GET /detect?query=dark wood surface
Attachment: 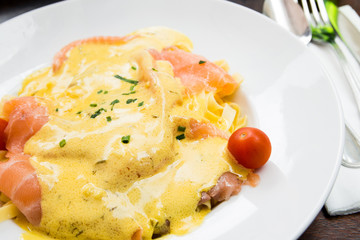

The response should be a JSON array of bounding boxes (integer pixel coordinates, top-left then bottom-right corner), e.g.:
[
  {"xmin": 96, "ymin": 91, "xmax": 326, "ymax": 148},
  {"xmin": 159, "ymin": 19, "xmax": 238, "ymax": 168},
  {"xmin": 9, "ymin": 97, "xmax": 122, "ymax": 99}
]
[{"xmin": 1, "ymin": 0, "xmax": 360, "ymax": 239}]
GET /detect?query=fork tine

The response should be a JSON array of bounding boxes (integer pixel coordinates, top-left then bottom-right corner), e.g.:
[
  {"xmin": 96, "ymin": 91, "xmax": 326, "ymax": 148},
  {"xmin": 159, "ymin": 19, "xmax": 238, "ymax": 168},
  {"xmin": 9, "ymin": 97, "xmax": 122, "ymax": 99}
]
[
  {"xmin": 300, "ymin": 0, "xmax": 314, "ymax": 26},
  {"xmin": 309, "ymin": 0, "xmax": 323, "ymax": 25},
  {"xmin": 316, "ymin": 0, "xmax": 330, "ymax": 24}
]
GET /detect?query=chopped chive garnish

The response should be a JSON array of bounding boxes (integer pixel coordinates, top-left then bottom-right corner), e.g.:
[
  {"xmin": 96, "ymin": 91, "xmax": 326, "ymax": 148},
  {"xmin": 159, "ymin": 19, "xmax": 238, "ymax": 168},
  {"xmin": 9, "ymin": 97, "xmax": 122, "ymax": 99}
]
[
  {"xmin": 76, "ymin": 111, "xmax": 82, "ymax": 114},
  {"xmin": 75, "ymin": 230, "xmax": 84, "ymax": 237},
  {"xmin": 59, "ymin": 139, "xmax": 66, "ymax": 147},
  {"xmin": 90, "ymin": 103, "xmax": 97, "ymax": 107},
  {"xmin": 110, "ymin": 99, "xmax": 120, "ymax": 105},
  {"xmin": 90, "ymin": 108, "xmax": 106, "ymax": 118},
  {"xmin": 138, "ymin": 101, "xmax": 144, "ymax": 107},
  {"xmin": 90, "ymin": 112, "xmax": 100, "ymax": 118},
  {"xmin": 106, "ymin": 116, "xmax": 112, "ymax": 122},
  {"xmin": 176, "ymin": 134, "xmax": 185, "ymax": 140},
  {"xmin": 121, "ymin": 135, "xmax": 131, "ymax": 144},
  {"xmin": 199, "ymin": 60, "xmax": 206, "ymax": 64},
  {"xmin": 114, "ymin": 75, "xmax": 138, "ymax": 85},
  {"xmin": 95, "ymin": 160, "xmax": 107, "ymax": 165},
  {"xmin": 152, "ymin": 67, "xmax": 158, "ymax": 72},
  {"xmin": 122, "ymin": 91, "xmax": 136, "ymax": 95},
  {"xmin": 97, "ymin": 90, "xmax": 103, "ymax": 94},
  {"xmin": 131, "ymin": 66, "xmax": 137, "ymax": 70},
  {"xmin": 126, "ymin": 98, "xmax": 137, "ymax": 104},
  {"xmin": 178, "ymin": 126, "xmax": 186, "ymax": 132},
  {"xmin": 130, "ymin": 85, "xmax": 135, "ymax": 91},
  {"xmin": 104, "ymin": 90, "xmax": 109, "ymax": 94},
  {"xmin": 110, "ymin": 99, "xmax": 120, "ymax": 110},
  {"xmin": 55, "ymin": 108, "xmax": 59, "ymax": 112}
]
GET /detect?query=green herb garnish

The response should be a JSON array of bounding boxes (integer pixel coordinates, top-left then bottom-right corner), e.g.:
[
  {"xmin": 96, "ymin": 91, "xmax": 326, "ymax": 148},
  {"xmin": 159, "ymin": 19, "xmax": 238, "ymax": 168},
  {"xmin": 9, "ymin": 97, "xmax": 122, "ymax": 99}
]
[
  {"xmin": 90, "ymin": 108, "xmax": 106, "ymax": 118},
  {"xmin": 126, "ymin": 98, "xmax": 137, "ymax": 104},
  {"xmin": 104, "ymin": 90, "xmax": 109, "ymax": 94},
  {"xmin": 110, "ymin": 99, "xmax": 120, "ymax": 105},
  {"xmin": 122, "ymin": 91, "xmax": 136, "ymax": 95},
  {"xmin": 97, "ymin": 90, "xmax": 103, "ymax": 94},
  {"xmin": 152, "ymin": 67, "xmax": 158, "ymax": 72},
  {"xmin": 121, "ymin": 135, "xmax": 131, "ymax": 144},
  {"xmin": 130, "ymin": 85, "xmax": 136, "ymax": 91},
  {"xmin": 55, "ymin": 108, "xmax": 59, "ymax": 112},
  {"xmin": 59, "ymin": 139, "xmax": 66, "ymax": 147},
  {"xmin": 199, "ymin": 60, "xmax": 206, "ymax": 64},
  {"xmin": 114, "ymin": 75, "xmax": 138, "ymax": 85},
  {"xmin": 131, "ymin": 66, "xmax": 137, "ymax": 70},
  {"xmin": 75, "ymin": 230, "xmax": 84, "ymax": 237},
  {"xmin": 76, "ymin": 111, "xmax": 82, "ymax": 114},
  {"xmin": 110, "ymin": 99, "xmax": 120, "ymax": 110},
  {"xmin": 138, "ymin": 101, "xmax": 144, "ymax": 107},
  {"xmin": 95, "ymin": 160, "xmax": 107, "ymax": 165},
  {"xmin": 90, "ymin": 111, "xmax": 101, "ymax": 119},
  {"xmin": 176, "ymin": 134, "xmax": 185, "ymax": 140},
  {"xmin": 177, "ymin": 126, "xmax": 186, "ymax": 132},
  {"xmin": 90, "ymin": 103, "xmax": 98, "ymax": 107},
  {"xmin": 106, "ymin": 116, "xmax": 112, "ymax": 122}
]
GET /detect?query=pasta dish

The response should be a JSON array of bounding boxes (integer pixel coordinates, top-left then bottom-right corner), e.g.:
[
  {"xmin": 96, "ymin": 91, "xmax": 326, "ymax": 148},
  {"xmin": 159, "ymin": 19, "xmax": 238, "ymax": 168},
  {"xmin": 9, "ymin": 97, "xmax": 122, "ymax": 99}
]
[{"xmin": 0, "ymin": 27, "xmax": 270, "ymax": 240}]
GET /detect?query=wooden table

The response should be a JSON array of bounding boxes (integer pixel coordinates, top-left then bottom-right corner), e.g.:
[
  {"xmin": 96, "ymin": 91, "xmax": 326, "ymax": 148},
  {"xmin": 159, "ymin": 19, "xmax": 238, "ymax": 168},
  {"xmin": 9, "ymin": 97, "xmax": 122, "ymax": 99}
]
[{"xmin": 1, "ymin": 0, "xmax": 360, "ymax": 238}]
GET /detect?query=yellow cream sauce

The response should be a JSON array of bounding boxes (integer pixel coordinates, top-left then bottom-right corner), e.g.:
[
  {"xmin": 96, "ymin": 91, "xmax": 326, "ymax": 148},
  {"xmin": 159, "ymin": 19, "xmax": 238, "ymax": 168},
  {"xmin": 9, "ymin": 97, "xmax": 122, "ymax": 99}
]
[{"xmin": 16, "ymin": 27, "xmax": 250, "ymax": 240}]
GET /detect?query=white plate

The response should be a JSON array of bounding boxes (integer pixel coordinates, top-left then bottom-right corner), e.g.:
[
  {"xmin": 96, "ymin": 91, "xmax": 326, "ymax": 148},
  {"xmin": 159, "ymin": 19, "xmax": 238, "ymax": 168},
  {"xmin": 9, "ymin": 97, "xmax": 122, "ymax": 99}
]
[{"xmin": 0, "ymin": 0, "xmax": 344, "ymax": 239}]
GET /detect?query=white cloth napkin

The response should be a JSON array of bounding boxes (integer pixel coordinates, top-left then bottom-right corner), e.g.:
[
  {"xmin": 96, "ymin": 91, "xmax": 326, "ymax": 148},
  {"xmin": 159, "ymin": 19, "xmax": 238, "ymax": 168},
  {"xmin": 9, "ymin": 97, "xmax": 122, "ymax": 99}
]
[{"xmin": 308, "ymin": 5, "xmax": 360, "ymax": 216}]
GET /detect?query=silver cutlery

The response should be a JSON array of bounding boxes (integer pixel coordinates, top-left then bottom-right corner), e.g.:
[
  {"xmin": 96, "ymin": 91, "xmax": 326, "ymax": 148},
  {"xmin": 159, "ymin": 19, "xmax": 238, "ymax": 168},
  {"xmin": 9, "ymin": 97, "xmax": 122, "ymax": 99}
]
[
  {"xmin": 301, "ymin": 0, "xmax": 360, "ymax": 111},
  {"xmin": 263, "ymin": 0, "xmax": 360, "ymax": 168}
]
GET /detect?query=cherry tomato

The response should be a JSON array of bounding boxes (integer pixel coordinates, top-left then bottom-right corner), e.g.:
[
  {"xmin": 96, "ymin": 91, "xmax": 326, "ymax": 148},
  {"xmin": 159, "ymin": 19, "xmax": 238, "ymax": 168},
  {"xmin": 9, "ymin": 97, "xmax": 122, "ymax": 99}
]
[
  {"xmin": 0, "ymin": 118, "xmax": 8, "ymax": 150},
  {"xmin": 227, "ymin": 127, "xmax": 271, "ymax": 169}
]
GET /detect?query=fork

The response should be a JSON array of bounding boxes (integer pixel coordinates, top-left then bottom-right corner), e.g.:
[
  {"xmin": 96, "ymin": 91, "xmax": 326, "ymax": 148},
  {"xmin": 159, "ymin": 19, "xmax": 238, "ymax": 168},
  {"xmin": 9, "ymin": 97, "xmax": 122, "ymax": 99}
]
[
  {"xmin": 300, "ymin": 0, "xmax": 360, "ymax": 167},
  {"xmin": 300, "ymin": 0, "xmax": 360, "ymax": 113}
]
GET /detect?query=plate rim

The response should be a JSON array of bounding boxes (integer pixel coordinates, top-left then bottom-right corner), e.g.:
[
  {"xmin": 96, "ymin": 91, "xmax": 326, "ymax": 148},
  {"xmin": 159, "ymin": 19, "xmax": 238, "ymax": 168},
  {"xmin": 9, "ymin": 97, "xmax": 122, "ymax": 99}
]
[{"xmin": 0, "ymin": 0, "xmax": 344, "ymax": 239}]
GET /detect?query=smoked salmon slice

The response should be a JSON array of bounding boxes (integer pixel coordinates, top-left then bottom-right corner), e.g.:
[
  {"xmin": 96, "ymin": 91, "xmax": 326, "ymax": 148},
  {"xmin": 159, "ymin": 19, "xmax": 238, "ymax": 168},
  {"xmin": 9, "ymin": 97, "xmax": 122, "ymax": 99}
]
[
  {"xmin": 3, "ymin": 97, "xmax": 49, "ymax": 154},
  {"xmin": 187, "ymin": 119, "xmax": 229, "ymax": 140},
  {"xmin": 0, "ymin": 153, "xmax": 41, "ymax": 225},
  {"xmin": 0, "ymin": 96, "xmax": 49, "ymax": 225},
  {"xmin": 0, "ymin": 119, "xmax": 7, "ymax": 150},
  {"xmin": 198, "ymin": 172, "xmax": 242, "ymax": 206},
  {"xmin": 149, "ymin": 47, "xmax": 240, "ymax": 97}
]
